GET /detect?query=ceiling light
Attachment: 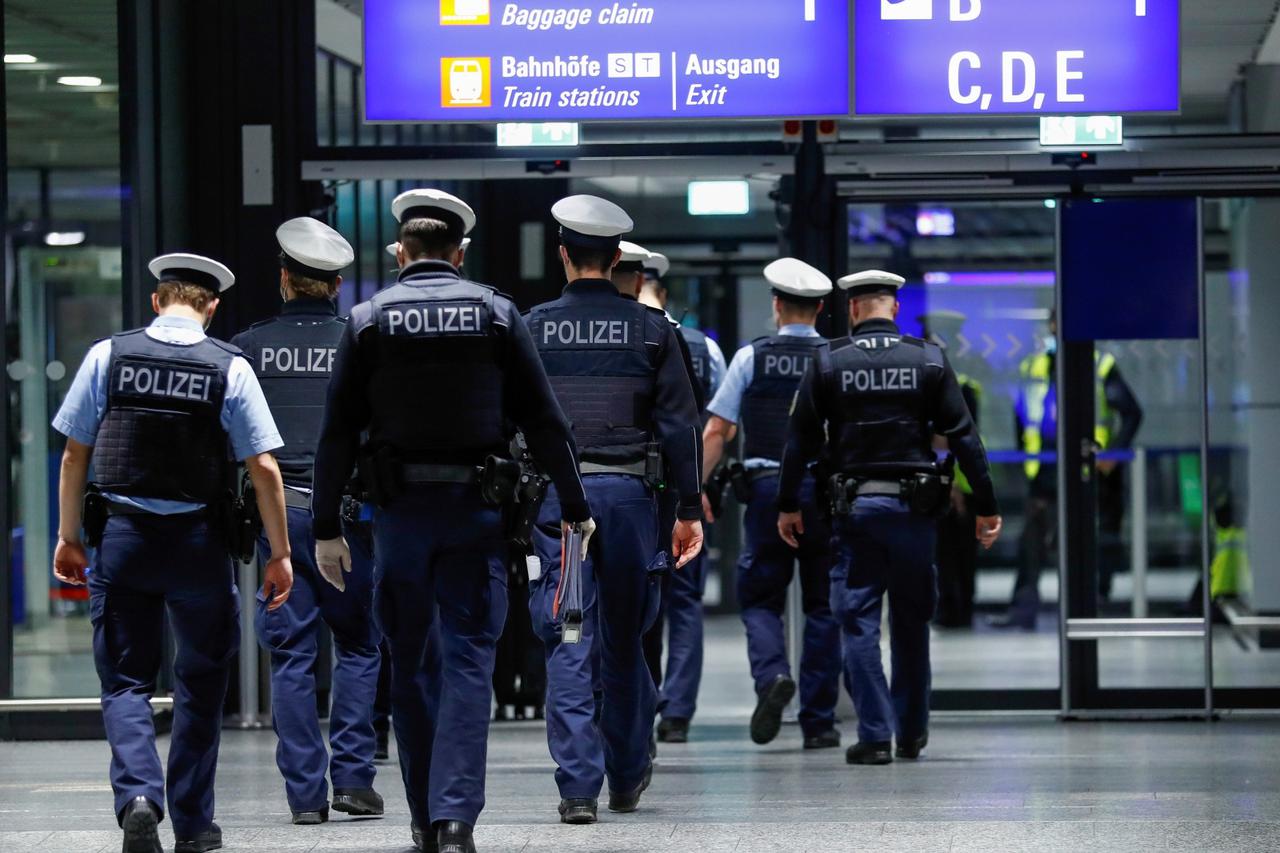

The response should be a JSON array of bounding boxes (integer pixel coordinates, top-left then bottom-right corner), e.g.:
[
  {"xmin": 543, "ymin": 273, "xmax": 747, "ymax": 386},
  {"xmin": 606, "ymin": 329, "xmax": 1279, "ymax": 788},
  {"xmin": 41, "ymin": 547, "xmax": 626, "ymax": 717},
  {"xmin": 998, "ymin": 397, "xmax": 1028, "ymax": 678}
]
[
  {"xmin": 45, "ymin": 232, "xmax": 86, "ymax": 247},
  {"xmin": 57, "ymin": 76, "xmax": 103, "ymax": 87},
  {"xmin": 4, "ymin": 54, "xmax": 38, "ymax": 64}
]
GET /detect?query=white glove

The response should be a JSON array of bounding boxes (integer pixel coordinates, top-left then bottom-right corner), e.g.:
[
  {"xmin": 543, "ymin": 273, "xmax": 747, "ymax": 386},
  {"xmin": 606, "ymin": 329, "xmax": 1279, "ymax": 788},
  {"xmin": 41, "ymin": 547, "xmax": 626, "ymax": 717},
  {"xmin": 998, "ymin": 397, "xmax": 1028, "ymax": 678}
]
[
  {"xmin": 315, "ymin": 537, "xmax": 352, "ymax": 592},
  {"xmin": 575, "ymin": 518, "xmax": 597, "ymax": 561}
]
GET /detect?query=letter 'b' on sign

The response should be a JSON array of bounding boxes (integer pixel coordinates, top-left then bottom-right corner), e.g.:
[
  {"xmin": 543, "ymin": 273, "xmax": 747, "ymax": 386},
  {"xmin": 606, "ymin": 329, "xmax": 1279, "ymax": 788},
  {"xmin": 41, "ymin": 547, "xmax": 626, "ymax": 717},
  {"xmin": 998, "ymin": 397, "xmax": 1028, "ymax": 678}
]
[{"xmin": 881, "ymin": 0, "xmax": 933, "ymax": 20}]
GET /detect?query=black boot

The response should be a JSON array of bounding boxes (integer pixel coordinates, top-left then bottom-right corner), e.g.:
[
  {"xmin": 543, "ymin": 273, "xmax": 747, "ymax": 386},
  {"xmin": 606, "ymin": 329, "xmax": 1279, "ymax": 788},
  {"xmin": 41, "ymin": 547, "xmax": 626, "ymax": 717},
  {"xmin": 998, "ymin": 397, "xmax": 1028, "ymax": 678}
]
[
  {"xmin": 437, "ymin": 820, "xmax": 477, "ymax": 853},
  {"xmin": 896, "ymin": 732, "xmax": 929, "ymax": 760},
  {"xmin": 332, "ymin": 787, "xmax": 385, "ymax": 816},
  {"xmin": 607, "ymin": 762, "xmax": 653, "ymax": 813},
  {"xmin": 120, "ymin": 796, "xmax": 162, "ymax": 853},
  {"xmin": 558, "ymin": 798, "xmax": 598, "ymax": 824},
  {"xmin": 657, "ymin": 717, "xmax": 689, "ymax": 744},
  {"xmin": 291, "ymin": 807, "xmax": 329, "ymax": 825},
  {"xmin": 750, "ymin": 674, "xmax": 796, "ymax": 745},
  {"xmin": 803, "ymin": 728, "xmax": 842, "ymax": 750},
  {"xmin": 412, "ymin": 821, "xmax": 439, "ymax": 853},
  {"xmin": 374, "ymin": 730, "xmax": 391, "ymax": 761},
  {"xmin": 845, "ymin": 741, "xmax": 893, "ymax": 766},
  {"xmin": 174, "ymin": 823, "xmax": 222, "ymax": 853}
]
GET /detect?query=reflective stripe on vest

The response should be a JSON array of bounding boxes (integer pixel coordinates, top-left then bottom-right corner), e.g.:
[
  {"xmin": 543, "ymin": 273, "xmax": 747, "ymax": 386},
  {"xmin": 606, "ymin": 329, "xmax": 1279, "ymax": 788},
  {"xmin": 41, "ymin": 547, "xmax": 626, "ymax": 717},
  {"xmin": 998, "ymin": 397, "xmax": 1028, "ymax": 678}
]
[{"xmin": 1020, "ymin": 351, "xmax": 1116, "ymax": 480}]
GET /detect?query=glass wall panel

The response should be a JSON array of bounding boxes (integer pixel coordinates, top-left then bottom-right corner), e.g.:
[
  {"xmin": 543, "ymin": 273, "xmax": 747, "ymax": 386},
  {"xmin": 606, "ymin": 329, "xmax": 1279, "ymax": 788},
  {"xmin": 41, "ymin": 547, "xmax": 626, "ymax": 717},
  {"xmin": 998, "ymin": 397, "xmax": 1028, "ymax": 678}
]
[
  {"xmin": 1206, "ymin": 197, "xmax": 1280, "ymax": 698},
  {"xmin": 6, "ymin": 0, "xmax": 124, "ymax": 697}
]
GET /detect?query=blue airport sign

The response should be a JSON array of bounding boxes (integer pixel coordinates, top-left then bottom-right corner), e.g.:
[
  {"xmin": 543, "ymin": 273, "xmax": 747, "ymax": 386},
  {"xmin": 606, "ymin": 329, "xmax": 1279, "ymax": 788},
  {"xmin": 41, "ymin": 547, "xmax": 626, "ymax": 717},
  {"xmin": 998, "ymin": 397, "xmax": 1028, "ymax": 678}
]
[
  {"xmin": 363, "ymin": 0, "xmax": 851, "ymax": 122},
  {"xmin": 855, "ymin": 0, "xmax": 1180, "ymax": 116}
]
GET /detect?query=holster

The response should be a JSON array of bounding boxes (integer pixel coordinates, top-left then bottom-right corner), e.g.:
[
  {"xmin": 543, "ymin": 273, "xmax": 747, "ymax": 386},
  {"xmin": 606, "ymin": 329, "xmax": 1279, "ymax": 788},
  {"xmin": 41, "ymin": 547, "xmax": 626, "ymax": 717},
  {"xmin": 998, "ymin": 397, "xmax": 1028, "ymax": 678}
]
[
  {"xmin": 480, "ymin": 455, "xmax": 523, "ymax": 507},
  {"xmin": 644, "ymin": 442, "xmax": 665, "ymax": 490},
  {"xmin": 705, "ymin": 466, "xmax": 730, "ymax": 520},
  {"xmin": 507, "ymin": 467, "xmax": 550, "ymax": 549},
  {"xmin": 82, "ymin": 487, "xmax": 108, "ymax": 549},
  {"xmin": 900, "ymin": 472, "xmax": 951, "ymax": 518},
  {"xmin": 229, "ymin": 474, "xmax": 262, "ymax": 563},
  {"xmin": 728, "ymin": 461, "xmax": 750, "ymax": 504},
  {"xmin": 828, "ymin": 474, "xmax": 853, "ymax": 517},
  {"xmin": 358, "ymin": 444, "xmax": 403, "ymax": 507}
]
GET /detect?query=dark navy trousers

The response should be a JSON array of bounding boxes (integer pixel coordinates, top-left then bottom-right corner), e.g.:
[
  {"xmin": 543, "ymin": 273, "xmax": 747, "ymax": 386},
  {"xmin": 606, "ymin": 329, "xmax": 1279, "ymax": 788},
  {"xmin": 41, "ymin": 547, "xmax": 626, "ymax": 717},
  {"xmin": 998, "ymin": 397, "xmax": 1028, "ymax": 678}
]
[
  {"xmin": 657, "ymin": 542, "xmax": 707, "ymax": 722},
  {"xmin": 89, "ymin": 513, "xmax": 238, "ymax": 839},
  {"xmin": 530, "ymin": 476, "xmax": 664, "ymax": 799},
  {"xmin": 255, "ymin": 507, "xmax": 380, "ymax": 813},
  {"xmin": 373, "ymin": 486, "xmax": 505, "ymax": 829},
  {"xmin": 830, "ymin": 496, "xmax": 938, "ymax": 744},
  {"xmin": 736, "ymin": 473, "xmax": 840, "ymax": 738}
]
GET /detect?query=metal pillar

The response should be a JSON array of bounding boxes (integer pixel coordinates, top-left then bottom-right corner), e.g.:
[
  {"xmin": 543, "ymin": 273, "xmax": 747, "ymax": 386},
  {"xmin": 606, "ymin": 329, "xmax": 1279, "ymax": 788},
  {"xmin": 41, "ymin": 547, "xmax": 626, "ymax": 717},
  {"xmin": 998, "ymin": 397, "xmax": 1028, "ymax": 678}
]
[{"xmin": 1130, "ymin": 448, "xmax": 1149, "ymax": 619}]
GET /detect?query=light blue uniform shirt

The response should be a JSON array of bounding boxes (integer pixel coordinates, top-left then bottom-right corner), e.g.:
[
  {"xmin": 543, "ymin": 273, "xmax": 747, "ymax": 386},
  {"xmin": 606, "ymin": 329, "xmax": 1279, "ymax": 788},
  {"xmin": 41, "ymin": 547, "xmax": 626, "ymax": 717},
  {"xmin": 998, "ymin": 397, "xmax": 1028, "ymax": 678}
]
[
  {"xmin": 706, "ymin": 323, "xmax": 822, "ymax": 470},
  {"xmin": 52, "ymin": 315, "xmax": 284, "ymax": 514},
  {"xmin": 703, "ymin": 335, "xmax": 728, "ymax": 399}
]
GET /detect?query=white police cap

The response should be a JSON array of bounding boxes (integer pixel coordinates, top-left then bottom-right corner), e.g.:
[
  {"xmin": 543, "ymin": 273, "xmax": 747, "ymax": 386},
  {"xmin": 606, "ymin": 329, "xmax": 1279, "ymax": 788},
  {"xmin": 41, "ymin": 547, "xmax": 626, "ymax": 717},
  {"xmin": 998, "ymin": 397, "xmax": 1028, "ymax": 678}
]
[
  {"xmin": 276, "ymin": 217, "xmax": 353, "ymax": 281},
  {"xmin": 644, "ymin": 252, "xmax": 670, "ymax": 279},
  {"xmin": 148, "ymin": 253, "xmax": 235, "ymax": 293},
  {"xmin": 391, "ymin": 188, "xmax": 476, "ymax": 236},
  {"xmin": 839, "ymin": 270, "xmax": 905, "ymax": 297},
  {"xmin": 763, "ymin": 258, "xmax": 833, "ymax": 299},
  {"xmin": 552, "ymin": 195, "xmax": 634, "ymax": 249}
]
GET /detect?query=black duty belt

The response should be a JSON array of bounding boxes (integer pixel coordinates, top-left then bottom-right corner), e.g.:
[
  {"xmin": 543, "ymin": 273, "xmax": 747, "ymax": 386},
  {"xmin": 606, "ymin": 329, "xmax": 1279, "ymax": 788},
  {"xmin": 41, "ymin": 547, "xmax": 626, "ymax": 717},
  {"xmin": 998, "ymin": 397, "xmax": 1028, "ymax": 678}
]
[
  {"xmin": 580, "ymin": 460, "xmax": 646, "ymax": 478},
  {"xmin": 106, "ymin": 501, "xmax": 202, "ymax": 518},
  {"xmin": 283, "ymin": 489, "xmax": 311, "ymax": 510},
  {"xmin": 401, "ymin": 463, "xmax": 481, "ymax": 485}
]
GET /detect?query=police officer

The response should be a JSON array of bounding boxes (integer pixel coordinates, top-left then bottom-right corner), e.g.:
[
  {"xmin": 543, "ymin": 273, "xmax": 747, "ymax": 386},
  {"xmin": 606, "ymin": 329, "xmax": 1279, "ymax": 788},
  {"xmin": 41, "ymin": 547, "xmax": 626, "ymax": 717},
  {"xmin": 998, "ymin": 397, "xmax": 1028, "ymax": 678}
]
[
  {"xmin": 777, "ymin": 270, "xmax": 1002, "ymax": 765},
  {"xmin": 52, "ymin": 254, "xmax": 293, "ymax": 853},
  {"xmin": 701, "ymin": 258, "xmax": 841, "ymax": 750},
  {"xmin": 638, "ymin": 252, "xmax": 727, "ymax": 744},
  {"xmin": 231, "ymin": 219, "xmax": 383, "ymax": 824},
  {"xmin": 919, "ymin": 310, "xmax": 984, "ymax": 629},
  {"xmin": 613, "ymin": 242, "xmax": 699, "ymax": 694},
  {"xmin": 311, "ymin": 189, "xmax": 591, "ymax": 853},
  {"xmin": 992, "ymin": 311, "xmax": 1142, "ymax": 629},
  {"xmin": 526, "ymin": 196, "xmax": 704, "ymax": 825}
]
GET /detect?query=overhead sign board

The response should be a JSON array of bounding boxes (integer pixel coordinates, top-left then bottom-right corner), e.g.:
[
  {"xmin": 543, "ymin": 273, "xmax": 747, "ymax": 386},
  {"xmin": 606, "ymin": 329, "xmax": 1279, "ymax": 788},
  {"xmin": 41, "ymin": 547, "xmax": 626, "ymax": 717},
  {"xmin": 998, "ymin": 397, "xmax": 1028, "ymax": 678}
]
[
  {"xmin": 363, "ymin": 0, "xmax": 851, "ymax": 122},
  {"xmin": 855, "ymin": 0, "xmax": 1180, "ymax": 116}
]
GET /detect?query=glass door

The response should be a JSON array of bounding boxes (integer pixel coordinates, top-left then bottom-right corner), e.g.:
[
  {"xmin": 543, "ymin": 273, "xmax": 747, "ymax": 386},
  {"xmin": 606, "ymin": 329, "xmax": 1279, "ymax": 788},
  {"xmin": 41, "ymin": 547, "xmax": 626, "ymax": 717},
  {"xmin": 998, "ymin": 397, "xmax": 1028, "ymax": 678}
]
[{"xmin": 1057, "ymin": 197, "xmax": 1211, "ymax": 715}]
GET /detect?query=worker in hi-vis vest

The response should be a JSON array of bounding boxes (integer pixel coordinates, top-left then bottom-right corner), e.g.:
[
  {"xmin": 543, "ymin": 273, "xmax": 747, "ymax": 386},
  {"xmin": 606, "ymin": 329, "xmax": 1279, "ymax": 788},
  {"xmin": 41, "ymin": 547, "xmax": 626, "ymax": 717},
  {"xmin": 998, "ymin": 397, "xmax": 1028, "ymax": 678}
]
[{"xmin": 990, "ymin": 313, "xmax": 1142, "ymax": 631}]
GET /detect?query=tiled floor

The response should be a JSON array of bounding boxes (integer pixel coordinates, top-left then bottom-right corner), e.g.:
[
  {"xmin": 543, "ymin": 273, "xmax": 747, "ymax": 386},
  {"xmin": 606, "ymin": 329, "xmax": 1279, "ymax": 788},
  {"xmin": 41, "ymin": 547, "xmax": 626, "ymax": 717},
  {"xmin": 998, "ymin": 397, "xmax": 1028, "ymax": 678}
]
[{"xmin": 3, "ymin": 617, "xmax": 1280, "ymax": 852}]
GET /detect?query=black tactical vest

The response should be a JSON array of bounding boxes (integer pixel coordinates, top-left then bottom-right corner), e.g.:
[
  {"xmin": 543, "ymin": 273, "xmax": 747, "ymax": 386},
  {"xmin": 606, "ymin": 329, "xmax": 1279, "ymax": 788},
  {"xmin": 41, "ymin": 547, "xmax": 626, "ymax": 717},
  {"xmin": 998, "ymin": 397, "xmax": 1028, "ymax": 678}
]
[
  {"xmin": 680, "ymin": 326, "xmax": 713, "ymax": 405},
  {"xmin": 741, "ymin": 334, "xmax": 827, "ymax": 462},
  {"xmin": 233, "ymin": 303, "xmax": 344, "ymax": 489},
  {"xmin": 355, "ymin": 278, "xmax": 506, "ymax": 460},
  {"xmin": 527, "ymin": 292, "xmax": 658, "ymax": 464},
  {"xmin": 92, "ymin": 329, "xmax": 236, "ymax": 502},
  {"xmin": 821, "ymin": 326, "xmax": 941, "ymax": 477}
]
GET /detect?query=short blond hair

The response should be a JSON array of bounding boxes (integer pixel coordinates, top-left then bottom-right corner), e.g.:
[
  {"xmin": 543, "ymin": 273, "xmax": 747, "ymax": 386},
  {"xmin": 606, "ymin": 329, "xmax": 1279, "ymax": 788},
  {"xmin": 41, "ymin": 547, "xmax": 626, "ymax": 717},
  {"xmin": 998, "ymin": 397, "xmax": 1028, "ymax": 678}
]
[{"xmin": 156, "ymin": 281, "xmax": 215, "ymax": 313}]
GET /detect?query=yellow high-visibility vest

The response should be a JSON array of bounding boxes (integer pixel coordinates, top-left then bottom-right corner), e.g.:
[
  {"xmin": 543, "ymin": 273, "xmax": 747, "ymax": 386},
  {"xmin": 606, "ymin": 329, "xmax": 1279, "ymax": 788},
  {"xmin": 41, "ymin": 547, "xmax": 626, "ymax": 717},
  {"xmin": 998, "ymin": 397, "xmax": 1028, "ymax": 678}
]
[
  {"xmin": 1210, "ymin": 526, "xmax": 1247, "ymax": 599},
  {"xmin": 953, "ymin": 373, "xmax": 983, "ymax": 495},
  {"xmin": 1020, "ymin": 351, "xmax": 1116, "ymax": 480}
]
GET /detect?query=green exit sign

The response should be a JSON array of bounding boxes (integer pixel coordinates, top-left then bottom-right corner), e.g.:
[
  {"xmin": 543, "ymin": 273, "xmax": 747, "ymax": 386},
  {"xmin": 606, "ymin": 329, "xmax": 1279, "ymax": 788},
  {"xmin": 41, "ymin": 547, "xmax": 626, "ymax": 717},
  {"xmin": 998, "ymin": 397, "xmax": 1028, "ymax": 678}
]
[
  {"xmin": 1040, "ymin": 115, "xmax": 1124, "ymax": 147},
  {"xmin": 496, "ymin": 122, "xmax": 580, "ymax": 147}
]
